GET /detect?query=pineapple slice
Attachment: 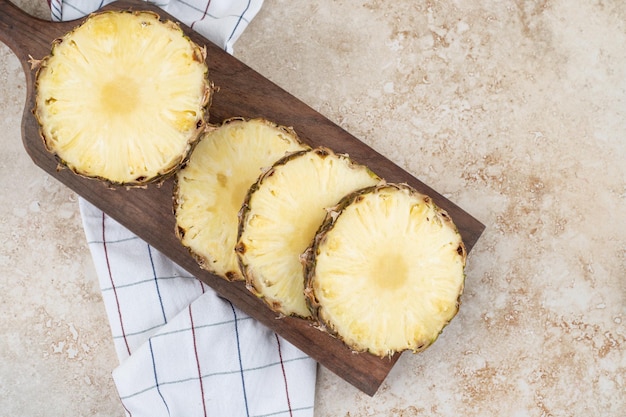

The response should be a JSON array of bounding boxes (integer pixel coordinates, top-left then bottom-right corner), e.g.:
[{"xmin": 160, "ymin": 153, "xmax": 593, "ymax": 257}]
[
  {"xmin": 236, "ymin": 148, "xmax": 380, "ymax": 318},
  {"xmin": 303, "ymin": 183, "xmax": 466, "ymax": 357},
  {"xmin": 34, "ymin": 10, "xmax": 212, "ymax": 186},
  {"xmin": 174, "ymin": 118, "xmax": 308, "ymax": 281}
]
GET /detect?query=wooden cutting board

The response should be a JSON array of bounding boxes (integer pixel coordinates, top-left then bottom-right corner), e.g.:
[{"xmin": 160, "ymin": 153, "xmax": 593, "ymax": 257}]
[{"xmin": 0, "ymin": 0, "xmax": 485, "ymax": 396}]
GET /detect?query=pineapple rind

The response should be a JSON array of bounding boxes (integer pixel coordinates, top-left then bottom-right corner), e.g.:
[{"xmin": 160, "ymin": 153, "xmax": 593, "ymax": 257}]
[
  {"xmin": 237, "ymin": 148, "xmax": 381, "ymax": 318},
  {"xmin": 304, "ymin": 183, "xmax": 466, "ymax": 357},
  {"xmin": 174, "ymin": 118, "xmax": 308, "ymax": 281},
  {"xmin": 34, "ymin": 10, "xmax": 212, "ymax": 186}
]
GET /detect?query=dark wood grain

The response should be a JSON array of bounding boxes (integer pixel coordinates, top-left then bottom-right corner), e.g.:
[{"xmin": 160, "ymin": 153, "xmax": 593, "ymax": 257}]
[{"xmin": 0, "ymin": 0, "xmax": 485, "ymax": 396}]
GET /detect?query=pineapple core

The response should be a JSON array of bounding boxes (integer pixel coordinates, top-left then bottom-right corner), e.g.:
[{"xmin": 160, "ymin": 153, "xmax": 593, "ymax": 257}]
[
  {"xmin": 371, "ymin": 253, "xmax": 408, "ymax": 291},
  {"xmin": 99, "ymin": 77, "xmax": 140, "ymax": 115}
]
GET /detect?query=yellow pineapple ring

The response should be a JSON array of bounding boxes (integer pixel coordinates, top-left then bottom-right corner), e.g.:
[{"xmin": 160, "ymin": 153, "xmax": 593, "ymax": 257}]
[
  {"xmin": 304, "ymin": 183, "xmax": 466, "ymax": 357},
  {"xmin": 236, "ymin": 148, "xmax": 380, "ymax": 318},
  {"xmin": 34, "ymin": 10, "xmax": 212, "ymax": 186},
  {"xmin": 174, "ymin": 118, "xmax": 308, "ymax": 281}
]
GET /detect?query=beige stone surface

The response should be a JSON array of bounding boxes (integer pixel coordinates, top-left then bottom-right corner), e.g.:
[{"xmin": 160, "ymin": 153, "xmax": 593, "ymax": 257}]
[{"xmin": 1, "ymin": 0, "xmax": 624, "ymax": 416}]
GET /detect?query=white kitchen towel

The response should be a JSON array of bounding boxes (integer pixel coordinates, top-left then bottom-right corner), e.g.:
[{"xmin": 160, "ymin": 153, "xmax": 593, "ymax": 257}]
[
  {"xmin": 79, "ymin": 201, "xmax": 317, "ymax": 417},
  {"xmin": 56, "ymin": 1, "xmax": 318, "ymax": 416},
  {"xmin": 49, "ymin": 0, "xmax": 262, "ymax": 53}
]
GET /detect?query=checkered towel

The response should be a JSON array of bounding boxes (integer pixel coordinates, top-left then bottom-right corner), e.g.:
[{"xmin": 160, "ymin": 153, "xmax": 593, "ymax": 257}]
[
  {"xmin": 49, "ymin": 0, "xmax": 261, "ymax": 53},
  {"xmin": 54, "ymin": 1, "xmax": 318, "ymax": 416}
]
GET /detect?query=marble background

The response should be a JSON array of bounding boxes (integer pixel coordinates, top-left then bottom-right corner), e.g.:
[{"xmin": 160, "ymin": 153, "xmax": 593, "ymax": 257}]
[{"xmin": 1, "ymin": 0, "xmax": 624, "ymax": 415}]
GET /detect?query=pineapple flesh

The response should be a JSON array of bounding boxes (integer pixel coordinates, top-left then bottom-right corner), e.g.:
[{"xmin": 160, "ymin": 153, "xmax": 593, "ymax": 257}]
[
  {"xmin": 174, "ymin": 118, "xmax": 308, "ymax": 280},
  {"xmin": 236, "ymin": 148, "xmax": 380, "ymax": 318},
  {"xmin": 34, "ymin": 11, "xmax": 212, "ymax": 185},
  {"xmin": 304, "ymin": 183, "xmax": 466, "ymax": 357}
]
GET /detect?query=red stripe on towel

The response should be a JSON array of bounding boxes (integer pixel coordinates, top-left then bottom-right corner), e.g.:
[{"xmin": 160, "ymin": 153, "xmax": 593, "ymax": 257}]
[
  {"xmin": 189, "ymin": 305, "xmax": 208, "ymax": 417},
  {"xmin": 191, "ymin": 0, "xmax": 212, "ymax": 30},
  {"xmin": 102, "ymin": 212, "xmax": 131, "ymax": 356},
  {"xmin": 275, "ymin": 334, "xmax": 293, "ymax": 417}
]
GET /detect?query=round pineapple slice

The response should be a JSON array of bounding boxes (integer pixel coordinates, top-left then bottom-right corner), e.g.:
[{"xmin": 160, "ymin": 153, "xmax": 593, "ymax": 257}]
[
  {"xmin": 303, "ymin": 183, "xmax": 466, "ymax": 357},
  {"xmin": 236, "ymin": 148, "xmax": 381, "ymax": 318},
  {"xmin": 34, "ymin": 10, "xmax": 212, "ymax": 186},
  {"xmin": 174, "ymin": 118, "xmax": 308, "ymax": 281}
]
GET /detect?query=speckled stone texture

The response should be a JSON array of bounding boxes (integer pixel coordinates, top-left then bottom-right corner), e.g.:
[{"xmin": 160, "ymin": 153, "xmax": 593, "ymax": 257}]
[{"xmin": 1, "ymin": 0, "xmax": 624, "ymax": 416}]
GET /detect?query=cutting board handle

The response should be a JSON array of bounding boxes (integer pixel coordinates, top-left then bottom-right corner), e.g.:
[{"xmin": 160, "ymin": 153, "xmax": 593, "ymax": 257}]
[
  {"xmin": 0, "ymin": 0, "xmax": 78, "ymax": 85},
  {"xmin": 1, "ymin": 1, "xmax": 48, "ymax": 60}
]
